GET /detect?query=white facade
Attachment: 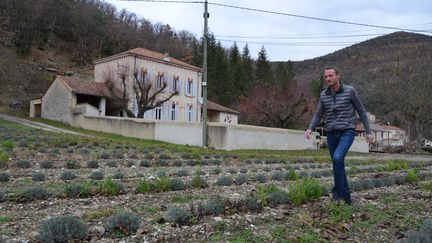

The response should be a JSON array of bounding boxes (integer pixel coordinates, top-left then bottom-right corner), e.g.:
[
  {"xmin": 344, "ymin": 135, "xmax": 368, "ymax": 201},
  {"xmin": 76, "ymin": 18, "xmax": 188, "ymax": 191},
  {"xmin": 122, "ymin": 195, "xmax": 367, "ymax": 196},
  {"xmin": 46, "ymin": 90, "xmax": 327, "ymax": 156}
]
[{"xmin": 93, "ymin": 49, "xmax": 202, "ymax": 122}]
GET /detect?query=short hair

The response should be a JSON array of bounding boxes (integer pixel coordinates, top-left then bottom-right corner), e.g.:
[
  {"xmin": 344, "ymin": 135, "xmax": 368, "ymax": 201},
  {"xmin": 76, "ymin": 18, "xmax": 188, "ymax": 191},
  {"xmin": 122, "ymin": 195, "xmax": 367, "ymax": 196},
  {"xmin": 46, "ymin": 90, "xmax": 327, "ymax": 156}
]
[{"xmin": 324, "ymin": 66, "xmax": 340, "ymax": 75}]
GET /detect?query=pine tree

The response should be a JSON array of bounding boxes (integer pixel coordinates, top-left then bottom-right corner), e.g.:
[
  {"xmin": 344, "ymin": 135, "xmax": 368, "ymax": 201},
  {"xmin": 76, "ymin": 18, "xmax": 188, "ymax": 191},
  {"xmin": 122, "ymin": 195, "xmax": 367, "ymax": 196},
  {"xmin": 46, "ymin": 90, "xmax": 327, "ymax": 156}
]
[
  {"xmin": 255, "ymin": 46, "xmax": 274, "ymax": 84},
  {"xmin": 229, "ymin": 42, "xmax": 245, "ymax": 100},
  {"xmin": 240, "ymin": 44, "xmax": 253, "ymax": 96}
]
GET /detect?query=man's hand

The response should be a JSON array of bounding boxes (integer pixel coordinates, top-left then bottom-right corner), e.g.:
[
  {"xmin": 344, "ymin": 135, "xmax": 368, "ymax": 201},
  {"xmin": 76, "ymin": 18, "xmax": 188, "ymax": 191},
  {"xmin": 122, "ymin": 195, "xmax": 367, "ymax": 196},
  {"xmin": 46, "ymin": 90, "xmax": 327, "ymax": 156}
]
[
  {"xmin": 304, "ymin": 129, "xmax": 312, "ymax": 139},
  {"xmin": 366, "ymin": 133, "xmax": 374, "ymax": 144}
]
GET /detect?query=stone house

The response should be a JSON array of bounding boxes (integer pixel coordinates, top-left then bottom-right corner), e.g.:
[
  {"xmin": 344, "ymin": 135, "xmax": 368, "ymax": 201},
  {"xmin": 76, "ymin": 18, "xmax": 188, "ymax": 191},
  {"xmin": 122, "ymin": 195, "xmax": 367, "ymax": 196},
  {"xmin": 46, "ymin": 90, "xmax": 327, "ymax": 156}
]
[{"xmin": 93, "ymin": 47, "xmax": 202, "ymax": 122}]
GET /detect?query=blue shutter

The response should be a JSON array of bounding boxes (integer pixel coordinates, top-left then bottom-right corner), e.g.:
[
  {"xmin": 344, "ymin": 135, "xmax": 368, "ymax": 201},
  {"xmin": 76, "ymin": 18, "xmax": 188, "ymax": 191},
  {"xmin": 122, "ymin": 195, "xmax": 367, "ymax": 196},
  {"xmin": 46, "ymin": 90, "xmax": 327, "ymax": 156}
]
[
  {"xmin": 191, "ymin": 105, "xmax": 196, "ymax": 121},
  {"xmin": 175, "ymin": 104, "xmax": 179, "ymax": 121},
  {"xmin": 184, "ymin": 105, "xmax": 188, "ymax": 121},
  {"xmin": 192, "ymin": 81, "xmax": 196, "ymax": 96}
]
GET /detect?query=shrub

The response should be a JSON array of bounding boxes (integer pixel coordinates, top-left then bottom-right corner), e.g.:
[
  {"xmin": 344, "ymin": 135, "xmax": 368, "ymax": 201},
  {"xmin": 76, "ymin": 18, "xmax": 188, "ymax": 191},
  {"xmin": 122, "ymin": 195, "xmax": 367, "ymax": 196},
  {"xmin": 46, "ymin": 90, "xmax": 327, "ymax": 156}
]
[
  {"xmin": 126, "ymin": 160, "xmax": 135, "ymax": 167},
  {"xmin": 159, "ymin": 150, "xmax": 173, "ymax": 160},
  {"xmin": 86, "ymin": 160, "xmax": 99, "ymax": 168},
  {"xmin": 0, "ymin": 150, "xmax": 10, "ymax": 164},
  {"xmin": 394, "ymin": 175, "xmax": 406, "ymax": 185},
  {"xmin": 99, "ymin": 177, "xmax": 122, "ymax": 196},
  {"xmin": 201, "ymin": 197, "xmax": 226, "ymax": 216},
  {"xmin": 285, "ymin": 169, "xmax": 299, "ymax": 181},
  {"xmin": 186, "ymin": 160, "xmax": 196, "ymax": 166},
  {"xmin": 0, "ymin": 172, "xmax": 10, "ymax": 182},
  {"xmin": 155, "ymin": 177, "xmax": 171, "ymax": 192},
  {"xmin": 406, "ymin": 169, "xmax": 419, "ymax": 183},
  {"xmin": 18, "ymin": 187, "xmax": 50, "ymax": 202},
  {"xmin": 2, "ymin": 140, "xmax": 14, "ymax": 152},
  {"xmin": 112, "ymin": 151, "xmax": 124, "ymax": 159},
  {"xmin": 18, "ymin": 140, "xmax": 28, "ymax": 147},
  {"xmin": 254, "ymin": 174, "xmax": 268, "ymax": 183},
  {"xmin": 106, "ymin": 160, "xmax": 117, "ymax": 168},
  {"xmin": 288, "ymin": 178, "xmax": 325, "ymax": 206},
  {"xmin": 105, "ymin": 212, "xmax": 141, "ymax": 237},
  {"xmin": 170, "ymin": 178, "xmax": 185, "ymax": 191},
  {"xmin": 326, "ymin": 201, "xmax": 354, "ymax": 224},
  {"xmin": 145, "ymin": 152, "xmax": 156, "ymax": 160},
  {"xmin": 190, "ymin": 172, "xmax": 208, "ymax": 189},
  {"xmin": 271, "ymin": 171, "xmax": 285, "ymax": 181},
  {"xmin": 173, "ymin": 160, "xmax": 183, "ymax": 167},
  {"xmin": 17, "ymin": 160, "xmax": 31, "ymax": 168},
  {"xmin": 235, "ymin": 174, "xmax": 248, "ymax": 185},
  {"xmin": 237, "ymin": 195, "xmax": 263, "ymax": 213},
  {"xmin": 181, "ymin": 153, "xmax": 193, "ymax": 159},
  {"xmin": 239, "ymin": 168, "xmax": 248, "ymax": 174},
  {"xmin": 165, "ymin": 207, "xmax": 191, "ymax": 225},
  {"xmin": 0, "ymin": 191, "xmax": 6, "ymax": 202},
  {"xmin": 100, "ymin": 151, "xmax": 110, "ymax": 159},
  {"xmin": 136, "ymin": 179, "xmax": 153, "ymax": 193},
  {"xmin": 215, "ymin": 176, "xmax": 233, "ymax": 186},
  {"xmin": 89, "ymin": 171, "xmax": 104, "ymax": 180},
  {"xmin": 211, "ymin": 159, "xmax": 222, "ymax": 166},
  {"xmin": 139, "ymin": 160, "xmax": 152, "ymax": 167},
  {"xmin": 157, "ymin": 160, "xmax": 170, "ymax": 167},
  {"xmin": 60, "ymin": 171, "xmax": 77, "ymax": 181},
  {"xmin": 254, "ymin": 159, "xmax": 263, "ymax": 164},
  {"xmin": 66, "ymin": 160, "xmax": 80, "ymax": 169},
  {"xmin": 39, "ymin": 160, "xmax": 53, "ymax": 169},
  {"xmin": 268, "ymin": 191, "xmax": 289, "ymax": 205},
  {"xmin": 32, "ymin": 172, "xmax": 45, "ymax": 181},
  {"xmin": 175, "ymin": 169, "xmax": 189, "ymax": 177},
  {"xmin": 212, "ymin": 167, "xmax": 222, "ymax": 175},
  {"xmin": 64, "ymin": 182, "xmax": 92, "ymax": 198},
  {"xmin": 113, "ymin": 172, "xmax": 124, "ymax": 180},
  {"xmin": 37, "ymin": 215, "xmax": 88, "ymax": 242},
  {"xmin": 227, "ymin": 168, "xmax": 237, "ymax": 174},
  {"xmin": 201, "ymin": 159, "xmax": 210, "ymax": 166},
  {"xmin": 157, "ymin": 170, "xmax": 167, "ymax": 177}
]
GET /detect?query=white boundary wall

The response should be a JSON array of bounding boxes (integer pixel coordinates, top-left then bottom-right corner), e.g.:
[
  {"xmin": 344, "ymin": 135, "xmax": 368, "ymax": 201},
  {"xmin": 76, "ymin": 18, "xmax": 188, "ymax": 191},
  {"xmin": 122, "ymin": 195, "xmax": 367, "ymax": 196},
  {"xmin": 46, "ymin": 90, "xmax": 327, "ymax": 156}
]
[{"xmin": 71, "ymin": 114, "xmax": 369, "ymax": 152}]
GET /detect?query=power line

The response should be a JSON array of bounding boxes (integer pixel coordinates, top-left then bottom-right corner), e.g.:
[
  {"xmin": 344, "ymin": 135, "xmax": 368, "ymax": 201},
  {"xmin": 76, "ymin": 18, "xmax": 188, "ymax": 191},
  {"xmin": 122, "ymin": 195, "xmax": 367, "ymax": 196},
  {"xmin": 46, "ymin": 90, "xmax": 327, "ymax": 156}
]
[
  {"xmin": 219, "ymin": 35, "xmax": 432, "ymax": 47},
  {"xmin": 207, "ymin": 2, "xmax": 432, "ymax": 33},
  {"xmin": 216, "ymin": 33, "xmax": 387, "ymax": 40}
]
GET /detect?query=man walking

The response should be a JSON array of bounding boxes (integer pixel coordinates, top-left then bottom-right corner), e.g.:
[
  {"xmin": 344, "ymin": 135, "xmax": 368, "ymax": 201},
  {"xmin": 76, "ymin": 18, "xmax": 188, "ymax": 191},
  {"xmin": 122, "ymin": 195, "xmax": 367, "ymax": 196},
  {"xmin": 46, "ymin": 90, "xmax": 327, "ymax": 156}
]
[{"xmin": 305, "ymin": 66, "xmax": 373, "ymax": 204}]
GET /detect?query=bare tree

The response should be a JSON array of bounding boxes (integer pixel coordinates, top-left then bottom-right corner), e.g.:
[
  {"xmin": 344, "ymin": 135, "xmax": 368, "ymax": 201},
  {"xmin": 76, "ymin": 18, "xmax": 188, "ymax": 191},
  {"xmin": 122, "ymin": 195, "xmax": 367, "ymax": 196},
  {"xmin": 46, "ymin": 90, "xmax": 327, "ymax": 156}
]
[
  {"xmin": 381, "ymin": 56, "xmax": 432, "ymax": 148},
  {"xmin": 236, "ymin": 82, "xmax": 309, "ymax": 129},
  {"xmin": 104, "ymin": 67, "xmax": 179, "ymax": 118}
]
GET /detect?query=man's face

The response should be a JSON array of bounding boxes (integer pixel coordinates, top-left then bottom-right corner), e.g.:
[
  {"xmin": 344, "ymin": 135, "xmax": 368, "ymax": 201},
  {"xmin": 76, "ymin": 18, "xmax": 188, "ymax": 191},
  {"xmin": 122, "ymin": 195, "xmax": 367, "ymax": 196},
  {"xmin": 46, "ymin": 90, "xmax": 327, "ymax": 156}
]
[{"xmin": 324, "ymin": 69, "xmax": 340, "ymax": 87}]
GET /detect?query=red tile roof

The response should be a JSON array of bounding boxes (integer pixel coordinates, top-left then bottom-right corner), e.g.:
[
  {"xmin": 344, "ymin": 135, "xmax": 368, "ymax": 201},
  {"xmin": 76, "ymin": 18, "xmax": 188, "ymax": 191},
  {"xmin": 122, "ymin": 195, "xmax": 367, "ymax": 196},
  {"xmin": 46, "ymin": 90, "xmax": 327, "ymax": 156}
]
[
  {"xmin": 207, "ymin": 100, "xmax": 239, "ymax": 114},
  {"xmin": 93, "ymin": 47, "xmax": 201, "ymax": 72},
  {"xmin": 57, "ymin": 76, "xmax": 120, "ymax": 98}
]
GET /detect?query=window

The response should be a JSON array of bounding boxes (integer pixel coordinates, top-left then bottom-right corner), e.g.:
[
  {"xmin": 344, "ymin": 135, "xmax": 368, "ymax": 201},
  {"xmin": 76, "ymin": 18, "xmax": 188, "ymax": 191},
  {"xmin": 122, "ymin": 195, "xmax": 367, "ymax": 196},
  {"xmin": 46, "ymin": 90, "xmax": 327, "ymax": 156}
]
[
  {"xmin": 155, "ymin": 105, "xmax": 162, "ymax": 120},
  {"xmin": 138, "ymin": 69, "xmax": 147, "ymax": 83},
  {"xmin": 186, "ymin": 105, "xmax": 193, "ymax": 121},
  {"xmin": 188, "ymin": 105, "xmax": 193, "ymax": 121},
  {"xmin": 171, "ymin": 104, "xmax": 176, "ymax": 120},
  {"xmin": 172, "ymin": 76, "xmax": 180, "ymax": 93},
  {"xmin": 186, "ymin": 79, "xmax": 193, "ymax": 96},
  {"xmin": 157, "ymin": 74, "xmax": 165, "ymax": 90}
]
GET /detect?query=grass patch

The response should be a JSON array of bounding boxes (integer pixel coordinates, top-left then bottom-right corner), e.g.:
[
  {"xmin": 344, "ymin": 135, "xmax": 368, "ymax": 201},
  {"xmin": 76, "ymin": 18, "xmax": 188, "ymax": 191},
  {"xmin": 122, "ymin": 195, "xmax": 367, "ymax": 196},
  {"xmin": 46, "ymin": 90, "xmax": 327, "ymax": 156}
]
[
  {"xmin": 0, "ymin": 215, "xmax": 11, "ymax": 224},
  {"xmin": 83, "ymin": 208, "xmax": 117, "ymax": 220}
]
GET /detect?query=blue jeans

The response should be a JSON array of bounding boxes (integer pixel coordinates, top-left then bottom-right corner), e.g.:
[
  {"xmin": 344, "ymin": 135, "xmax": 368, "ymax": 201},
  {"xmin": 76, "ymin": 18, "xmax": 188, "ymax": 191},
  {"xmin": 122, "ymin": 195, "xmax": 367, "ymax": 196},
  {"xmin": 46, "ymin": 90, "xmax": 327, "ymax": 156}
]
[{"xmin": 327, "ymin": 129, "xmax": 356, "ymax": 203}]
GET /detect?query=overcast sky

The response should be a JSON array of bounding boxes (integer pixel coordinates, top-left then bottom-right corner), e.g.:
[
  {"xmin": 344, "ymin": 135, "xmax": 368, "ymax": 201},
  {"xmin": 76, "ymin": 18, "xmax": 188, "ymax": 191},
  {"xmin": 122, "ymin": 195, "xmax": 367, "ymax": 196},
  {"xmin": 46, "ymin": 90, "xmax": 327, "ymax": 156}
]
[{"xmin": 105, "ymin": 0, "xmax": 432, "ymax": 61}]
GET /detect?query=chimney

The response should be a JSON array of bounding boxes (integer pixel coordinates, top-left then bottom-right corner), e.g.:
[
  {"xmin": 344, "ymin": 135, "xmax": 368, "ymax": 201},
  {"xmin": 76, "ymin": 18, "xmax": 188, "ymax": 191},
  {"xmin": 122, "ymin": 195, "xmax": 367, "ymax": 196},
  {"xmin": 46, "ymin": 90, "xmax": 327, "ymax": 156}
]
[{"xmin": 163, "ymin": 52, "xmax": 170, "ymax": 62}]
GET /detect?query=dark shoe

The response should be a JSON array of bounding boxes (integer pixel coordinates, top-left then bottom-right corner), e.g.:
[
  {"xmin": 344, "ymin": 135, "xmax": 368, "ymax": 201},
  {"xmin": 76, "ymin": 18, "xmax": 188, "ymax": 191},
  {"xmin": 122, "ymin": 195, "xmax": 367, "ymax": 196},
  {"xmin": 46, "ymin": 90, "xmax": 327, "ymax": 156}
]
[{"xmin": 343, "ymin": 197, "xmax": 352, "ymax": 205}]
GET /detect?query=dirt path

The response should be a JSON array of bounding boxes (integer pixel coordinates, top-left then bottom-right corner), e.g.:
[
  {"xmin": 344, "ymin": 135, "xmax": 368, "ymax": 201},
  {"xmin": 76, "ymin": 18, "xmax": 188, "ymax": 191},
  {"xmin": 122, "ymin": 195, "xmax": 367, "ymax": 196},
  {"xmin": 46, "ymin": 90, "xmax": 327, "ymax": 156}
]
[{"xmin": 0, "ymin": 114, "xmax": 92, "ymax": 137}]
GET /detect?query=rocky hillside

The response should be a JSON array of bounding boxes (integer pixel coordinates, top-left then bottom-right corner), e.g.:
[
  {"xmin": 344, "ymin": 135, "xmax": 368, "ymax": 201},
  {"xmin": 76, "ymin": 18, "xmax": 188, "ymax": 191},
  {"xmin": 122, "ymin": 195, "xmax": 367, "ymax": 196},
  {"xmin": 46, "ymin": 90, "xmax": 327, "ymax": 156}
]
[{"xmin": 292, "ymin": 31, "xmax": 432, "ymax": 123}]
